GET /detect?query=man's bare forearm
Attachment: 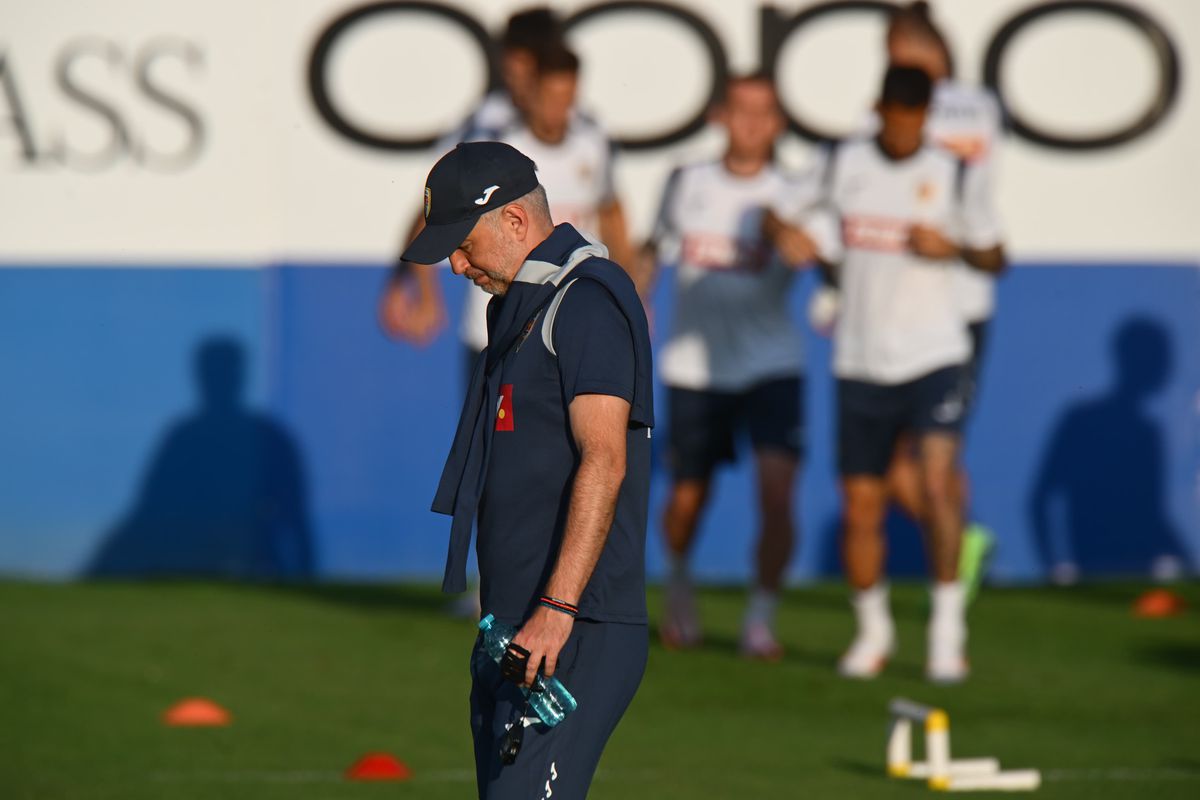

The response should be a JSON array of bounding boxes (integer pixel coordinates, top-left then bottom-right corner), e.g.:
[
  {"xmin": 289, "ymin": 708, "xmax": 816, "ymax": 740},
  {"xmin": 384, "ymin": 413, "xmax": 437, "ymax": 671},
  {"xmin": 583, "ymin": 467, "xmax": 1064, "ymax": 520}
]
[
  {"xmin": 600, "ymin": 201, "xmax": 641, "ymax": 291},
  {"xmin": 543, "ymin": 449, "xmax": 626, "ymax": 603}
]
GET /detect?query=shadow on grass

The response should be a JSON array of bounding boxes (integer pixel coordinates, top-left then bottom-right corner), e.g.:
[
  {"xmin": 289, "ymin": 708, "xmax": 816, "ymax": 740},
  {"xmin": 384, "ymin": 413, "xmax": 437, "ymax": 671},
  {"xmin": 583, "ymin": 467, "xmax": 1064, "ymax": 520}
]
[
  {"xmin": 1009, "ymin": 581, "xmax": 1197, "ymax": 610},
  {"xmin": 831, "ymin": 756, "xmax": 883, "ymax": 779},
  {"xmin": 832, "ymin": 757, "xmax": 934, "ymax": 793},
  {"xmin": 647, "ymin": 626, "xmax": 842, "ymax": 671},
  {"xmin": 646, "ymin": 623, "xmax": 936, "ymax": 683},
  {"xmin": 1131, "ymin": 641, "xmax": 1200, "ymax": 674},
  {"xmin": 239, "ymin": 580, "xmax": 456, "ymax": 617}
]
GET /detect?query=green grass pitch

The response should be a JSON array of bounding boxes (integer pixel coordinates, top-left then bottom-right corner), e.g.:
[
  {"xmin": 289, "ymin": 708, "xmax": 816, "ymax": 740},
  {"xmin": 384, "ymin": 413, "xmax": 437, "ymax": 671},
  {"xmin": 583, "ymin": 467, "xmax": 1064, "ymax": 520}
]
[{"xmin": 1, "ymin": 580, "xmax": 1197, "ymax": 798}]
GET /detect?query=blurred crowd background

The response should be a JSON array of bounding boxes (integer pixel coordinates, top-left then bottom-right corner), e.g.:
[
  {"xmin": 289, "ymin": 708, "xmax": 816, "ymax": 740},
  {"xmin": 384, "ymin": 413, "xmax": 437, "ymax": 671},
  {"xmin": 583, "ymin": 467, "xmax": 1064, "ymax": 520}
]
[{"xmin": 1, "ymin": 0, "xmax": 1197, "ymax": 586}]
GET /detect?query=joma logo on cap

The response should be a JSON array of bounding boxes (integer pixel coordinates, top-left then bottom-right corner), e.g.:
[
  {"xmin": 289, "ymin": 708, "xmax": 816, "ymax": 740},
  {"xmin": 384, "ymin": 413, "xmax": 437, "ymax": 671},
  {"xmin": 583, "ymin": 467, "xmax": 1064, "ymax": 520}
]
[{"xmin": 474, "ymin": 185, "xmax": 500, "ymax": 205}]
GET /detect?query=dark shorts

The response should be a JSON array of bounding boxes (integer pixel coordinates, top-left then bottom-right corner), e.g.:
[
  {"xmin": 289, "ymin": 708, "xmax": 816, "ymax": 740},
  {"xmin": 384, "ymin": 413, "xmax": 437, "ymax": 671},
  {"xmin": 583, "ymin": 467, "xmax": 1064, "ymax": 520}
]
[
  {"xmin": 666, "ymin": 376, "xmax": 804, "ymax": 481},
  {"xmin": 470, "ymin": 621, "xmax": 648, "ymax": 800},
  {"xmin": 837, "ymin": 365, "xmax": 968, "ymax": 477}
]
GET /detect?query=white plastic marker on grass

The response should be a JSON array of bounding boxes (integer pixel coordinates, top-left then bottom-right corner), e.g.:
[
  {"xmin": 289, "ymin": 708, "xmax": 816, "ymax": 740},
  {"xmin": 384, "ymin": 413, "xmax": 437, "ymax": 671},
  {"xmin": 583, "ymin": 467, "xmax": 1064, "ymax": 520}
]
[{"xmin": 886, "ymin": 698, "xmax": 1041, "ymax": 792}]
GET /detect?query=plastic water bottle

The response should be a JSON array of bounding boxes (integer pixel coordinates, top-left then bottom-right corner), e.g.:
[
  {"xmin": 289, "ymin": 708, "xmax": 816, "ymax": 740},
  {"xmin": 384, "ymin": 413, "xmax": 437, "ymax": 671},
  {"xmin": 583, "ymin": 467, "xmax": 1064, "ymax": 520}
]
[{"xmin": 478, "ymin": 614, "xmax": 578, "ymax": 727}]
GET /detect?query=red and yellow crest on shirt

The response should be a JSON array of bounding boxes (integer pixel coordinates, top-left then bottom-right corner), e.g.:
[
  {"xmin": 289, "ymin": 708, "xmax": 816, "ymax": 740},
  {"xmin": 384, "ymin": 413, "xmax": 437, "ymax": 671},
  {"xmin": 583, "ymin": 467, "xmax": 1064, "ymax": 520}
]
[{"xmin": 495, "ymin": 384, "xmax": 514, "ymax": 431}]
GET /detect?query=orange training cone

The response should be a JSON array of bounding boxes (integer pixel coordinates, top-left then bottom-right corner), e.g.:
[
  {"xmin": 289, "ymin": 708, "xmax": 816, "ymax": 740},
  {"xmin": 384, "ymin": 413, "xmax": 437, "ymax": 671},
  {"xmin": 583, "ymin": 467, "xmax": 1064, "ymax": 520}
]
[
  {"xmin": 1133, "ymin": 588, "xmax": 1186, "ymax": 618},
  {"xmin": 163, "ymin": 697, "xmax": 232, "ymax": 727},
  {"xmin": 346, "ymin": 752, "xmax": 412, "ymax": 781}
]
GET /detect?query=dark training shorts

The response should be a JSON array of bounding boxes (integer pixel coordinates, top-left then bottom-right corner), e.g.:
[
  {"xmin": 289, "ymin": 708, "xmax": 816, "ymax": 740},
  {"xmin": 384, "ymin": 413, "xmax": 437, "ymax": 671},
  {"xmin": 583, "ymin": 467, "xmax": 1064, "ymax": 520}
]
[
  {"xmin": 666, "ymin": 375, "xmax": 804, "ymax": 481},
  {"xmin": 470, "ymin": 620, "xmax": 648, "ymax": 800},
  {"xmin": 837, "ymin": 364, "xmax": 968, "ymax": 477}
]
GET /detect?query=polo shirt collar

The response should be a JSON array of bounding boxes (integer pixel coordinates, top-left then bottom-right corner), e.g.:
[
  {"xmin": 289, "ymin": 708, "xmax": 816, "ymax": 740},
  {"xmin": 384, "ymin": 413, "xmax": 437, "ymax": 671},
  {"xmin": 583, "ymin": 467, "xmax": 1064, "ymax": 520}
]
[{"xmin": 513, "ymin": 224, "xmax": 608, "ymax": 286}]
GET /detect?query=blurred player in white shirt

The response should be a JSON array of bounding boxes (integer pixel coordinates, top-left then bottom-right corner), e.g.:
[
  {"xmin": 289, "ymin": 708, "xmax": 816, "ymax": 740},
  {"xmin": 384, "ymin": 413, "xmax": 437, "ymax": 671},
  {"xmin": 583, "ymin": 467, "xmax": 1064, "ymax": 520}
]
[
  {"xmin": 458, "ymin": 45, "xmax": 633, "ymax": 355},
  {"xmin": 885, "ymin": 1, "xmax": 1006, "ymax": 599},
  {"xmin": 648, "ymin": 74, "xmax": 821, "ymax": 660},
  {"xmin": 812, "ymin": 1, "xmax": 1007, "ymax": 599},
  {"xmin": 769, "ymin": 66, "xmax": 1006, "ymax": 682},
  {"xmin": 378, "ymin": 7, "xmax": 563, "ymax": 346}
]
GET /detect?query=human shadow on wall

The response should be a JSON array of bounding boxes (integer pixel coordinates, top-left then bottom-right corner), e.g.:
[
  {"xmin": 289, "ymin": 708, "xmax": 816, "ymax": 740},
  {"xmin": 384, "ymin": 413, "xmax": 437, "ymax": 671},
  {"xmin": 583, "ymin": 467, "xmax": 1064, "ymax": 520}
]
[
  {"xmin": 88, "ymin": 336, "xmax": 316, "ymax": 579},
  {"xmin": 1029, "ymin": 317, "xmax": 1187, "ymax": 581}
]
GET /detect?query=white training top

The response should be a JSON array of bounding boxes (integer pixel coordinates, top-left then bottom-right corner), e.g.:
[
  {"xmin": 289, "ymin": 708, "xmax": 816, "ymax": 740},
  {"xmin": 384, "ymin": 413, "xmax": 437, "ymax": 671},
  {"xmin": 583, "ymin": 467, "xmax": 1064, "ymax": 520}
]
[
  {"xmin": 813, "ymin": 136, "xmax": 1003, "ymax": 384},
  {"xmin": 652, "ymin": 160, "xmax": 807, "ymax": 392},
  {"xmin": 457, "ymin": 114, "xmax": 617, "ymax": 352},
  {"xmin": 861, "ymin": 80, "xmax": 1005, "ymax": 322}
]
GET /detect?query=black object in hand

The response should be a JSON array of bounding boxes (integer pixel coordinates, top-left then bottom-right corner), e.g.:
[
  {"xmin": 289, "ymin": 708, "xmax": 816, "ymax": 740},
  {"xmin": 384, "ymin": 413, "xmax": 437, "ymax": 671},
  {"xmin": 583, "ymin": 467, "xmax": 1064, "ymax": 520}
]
[{"xmin": 501, "ymin": 643, "xmax": 531, "ymax": 685}]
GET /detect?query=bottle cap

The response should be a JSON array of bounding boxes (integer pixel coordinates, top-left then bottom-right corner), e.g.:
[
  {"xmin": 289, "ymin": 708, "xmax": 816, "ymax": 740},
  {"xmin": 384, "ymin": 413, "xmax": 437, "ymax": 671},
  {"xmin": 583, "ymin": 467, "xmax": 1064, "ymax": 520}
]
[{"xmin": 478, "ymin": 614, "xmax": 495, "ymax": 631}]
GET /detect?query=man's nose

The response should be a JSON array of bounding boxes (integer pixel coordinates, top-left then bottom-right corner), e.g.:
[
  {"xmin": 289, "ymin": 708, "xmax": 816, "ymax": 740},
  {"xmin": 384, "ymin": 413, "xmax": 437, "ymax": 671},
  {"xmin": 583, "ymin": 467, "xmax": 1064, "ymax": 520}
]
[{"xmin": 449, "ymin": 251, "xmax": 469, "ymax": 275}]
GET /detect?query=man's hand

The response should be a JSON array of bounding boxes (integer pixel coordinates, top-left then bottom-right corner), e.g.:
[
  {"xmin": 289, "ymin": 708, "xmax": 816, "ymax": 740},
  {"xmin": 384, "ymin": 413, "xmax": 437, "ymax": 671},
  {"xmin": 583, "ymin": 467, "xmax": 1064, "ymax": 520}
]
[
  {"xmin": 510, "ymin": 605, "xmax": 575, "ymax": 687},
  {"xmin": 378, "ymin": 273, "xmax": 446, "ymax": 345},
  {"xmin": 909, "ymin": 225, "xmax": 960, "ymax": 260},
  {"xmin": 775, "ymin": 224, "xmax": 818, "ymax": 268},
  {"xmin": 379, "ymin": 281, "xmax": 416, "ymax": 337},
  {"xmin": 762, "ymin": 209, "xmax": 817, "ymax": 268}
]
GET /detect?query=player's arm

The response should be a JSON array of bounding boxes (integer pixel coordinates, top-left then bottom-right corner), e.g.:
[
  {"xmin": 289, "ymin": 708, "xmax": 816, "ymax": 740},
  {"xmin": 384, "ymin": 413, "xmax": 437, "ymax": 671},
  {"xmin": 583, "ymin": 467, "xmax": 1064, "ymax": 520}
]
[
  {"xmin": 510, "ymin": 393, "xmax": 629, "ymax": 686},
  {"xmin": 911, "ymin": 158, "xmax": 1008, "ymax": 274},
  {"xmin": 635, "ymin": 241, "xmax": 660, "ymax": 300},
  {"xmin": 955, "ymin": 157, "xmax": 1007, "ymax": 274},
  {"xmin": 379, "ymin": 212, "xmax": 446, "ymax": 344},
  {"xmin": 909, "ymin": 228, "xmax": 1007, "ymax": 274},
  {"xmin": 762, "ymin": 159, "xmax": 842, "ymax": 270},
  {"xmin": 522, "ymin": 395, "xmax": 628, "ymax": 672},
  {"xmin": 380, "ymin": 115, "xmax": 484, "ymax": 345},
  {"xmin": 598, "ymin": 199, "xmax": 641, "ymax": 293},
  {"xmin": 511, "ymin": 282, "xmax": 635, "ymax": 686},
  {"xmin": 636, "ymin": 165, "xmax": 686, "ymax": 300},
  {"xmin": 961, "ymin": 243, "xmax": 1006, "ymax": 274},
  {"xmin": 762, "ymin": 208, "xmax": 819, "ymax": 268}
]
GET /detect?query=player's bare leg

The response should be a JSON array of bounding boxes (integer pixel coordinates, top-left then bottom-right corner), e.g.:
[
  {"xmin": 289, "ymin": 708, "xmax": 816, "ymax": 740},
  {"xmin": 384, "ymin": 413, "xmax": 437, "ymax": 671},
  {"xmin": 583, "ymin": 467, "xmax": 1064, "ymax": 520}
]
[
  {"xmin": 918, "ymin": 432, "xmax": 969, "ymax": 683},
  {"xmin": 741, "ymin": 450, "xmax": 797, "ymax": 660},
  {"xmin": 839, "ymin": 476, "xmax": 895, "ymax": 678},
  {"xmin": 661, "ymin": 478, "xmax": 710, "ymax": 648},
  {"xmin": 890, "ymin": 437, "xmax": 993, "ymax": 603},
  {"xmin": 886, "ymin": 434, "xmax": 924, "ymax": 519}
]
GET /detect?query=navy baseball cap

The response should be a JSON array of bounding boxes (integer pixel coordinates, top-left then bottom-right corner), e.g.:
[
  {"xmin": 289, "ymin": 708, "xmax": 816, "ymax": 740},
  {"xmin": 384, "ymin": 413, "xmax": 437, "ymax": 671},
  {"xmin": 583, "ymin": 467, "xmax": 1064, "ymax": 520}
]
[{"xmin": 402, "ymin": 141, "xmax": 539, "ymax": 264}]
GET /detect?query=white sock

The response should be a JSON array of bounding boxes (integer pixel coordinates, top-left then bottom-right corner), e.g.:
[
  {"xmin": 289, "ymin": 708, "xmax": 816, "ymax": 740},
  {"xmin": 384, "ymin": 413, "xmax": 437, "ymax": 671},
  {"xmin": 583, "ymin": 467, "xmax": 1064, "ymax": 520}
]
[
  {"xmin": 930, "ymin": 581, "xmax": 965, "ymax": 628},
  {"xmin": 929, "ymin": 582, "xmax": 967, "ymax": 660},
  {"xmin": 851, "ymin": 583, "xmax": 893, "ymax": 643},
  {"xmin": 745, "ymin": 586, "xmax": 779, "ymax": 627}
]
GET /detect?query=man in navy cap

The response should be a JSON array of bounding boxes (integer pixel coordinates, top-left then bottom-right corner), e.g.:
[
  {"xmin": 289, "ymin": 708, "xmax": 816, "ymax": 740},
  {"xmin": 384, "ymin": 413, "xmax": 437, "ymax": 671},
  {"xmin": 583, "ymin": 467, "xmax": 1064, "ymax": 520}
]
[{"xmin": 405, "ymin": 141, "xmax": 654, "ymax": 800}]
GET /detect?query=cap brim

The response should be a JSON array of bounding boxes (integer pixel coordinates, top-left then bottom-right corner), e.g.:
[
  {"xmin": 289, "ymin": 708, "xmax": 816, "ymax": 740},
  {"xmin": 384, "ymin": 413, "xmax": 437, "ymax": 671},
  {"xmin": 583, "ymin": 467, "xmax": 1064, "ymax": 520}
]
[{"xmin": 400, "ymin": 216, "xmax": 479, "ymax": 265}]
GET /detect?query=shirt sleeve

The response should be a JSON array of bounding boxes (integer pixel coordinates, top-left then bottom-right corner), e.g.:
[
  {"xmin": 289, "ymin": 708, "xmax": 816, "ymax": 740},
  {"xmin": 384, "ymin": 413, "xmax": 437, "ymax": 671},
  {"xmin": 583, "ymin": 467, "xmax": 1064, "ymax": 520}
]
[
  {"xmin": 956, "ymin": 160, "xmax": 1004, "ymax": 250},
  {"xmin": 552, "ymin": 279, "xmax": 636, "ymax": 405}
]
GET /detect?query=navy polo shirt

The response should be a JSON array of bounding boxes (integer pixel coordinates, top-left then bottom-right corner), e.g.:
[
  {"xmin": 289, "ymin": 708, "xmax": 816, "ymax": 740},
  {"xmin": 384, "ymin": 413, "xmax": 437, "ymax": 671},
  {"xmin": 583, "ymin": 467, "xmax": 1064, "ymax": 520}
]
[{"xmin": 475, "ymin": 228, "xmax": 652, "ymax": 626}]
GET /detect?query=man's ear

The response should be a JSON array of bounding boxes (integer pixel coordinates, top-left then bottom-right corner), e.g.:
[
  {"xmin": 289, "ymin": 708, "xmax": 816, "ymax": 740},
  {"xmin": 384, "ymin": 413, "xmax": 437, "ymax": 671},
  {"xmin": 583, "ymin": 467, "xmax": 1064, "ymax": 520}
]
[{"xmin": 501, "ymin": 202, "xmax": 530, "ymax": 240}]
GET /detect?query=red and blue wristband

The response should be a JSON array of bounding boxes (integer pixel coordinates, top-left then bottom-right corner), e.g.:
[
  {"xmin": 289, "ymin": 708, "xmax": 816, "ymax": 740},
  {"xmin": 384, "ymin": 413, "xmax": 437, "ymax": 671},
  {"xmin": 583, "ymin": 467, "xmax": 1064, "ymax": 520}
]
[{"xmin": 539, "ymin": 595, "xmax": 579, "ymax": 618}]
